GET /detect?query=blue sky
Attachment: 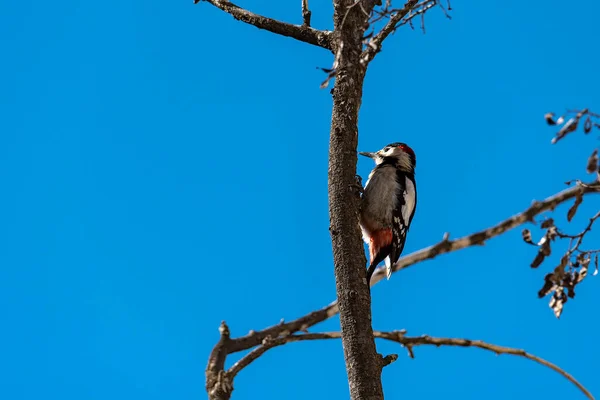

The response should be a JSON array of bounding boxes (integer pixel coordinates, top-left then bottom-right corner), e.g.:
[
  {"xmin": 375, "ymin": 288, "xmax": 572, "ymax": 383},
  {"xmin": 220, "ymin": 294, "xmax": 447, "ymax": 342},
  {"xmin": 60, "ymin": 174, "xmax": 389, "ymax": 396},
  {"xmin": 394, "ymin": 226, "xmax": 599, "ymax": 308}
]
[{"xmin": 2, "ymin": 1, "xmax": 599, "ymax": 399}]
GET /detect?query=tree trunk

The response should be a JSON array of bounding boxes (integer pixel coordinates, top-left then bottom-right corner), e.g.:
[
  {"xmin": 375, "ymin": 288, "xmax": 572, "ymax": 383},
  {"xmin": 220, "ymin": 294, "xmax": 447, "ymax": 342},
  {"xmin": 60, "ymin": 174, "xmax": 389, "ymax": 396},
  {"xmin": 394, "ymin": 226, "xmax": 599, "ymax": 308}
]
[{"xmin": 328, "ymin": 1, "xmax": 384, "ymax": 399}]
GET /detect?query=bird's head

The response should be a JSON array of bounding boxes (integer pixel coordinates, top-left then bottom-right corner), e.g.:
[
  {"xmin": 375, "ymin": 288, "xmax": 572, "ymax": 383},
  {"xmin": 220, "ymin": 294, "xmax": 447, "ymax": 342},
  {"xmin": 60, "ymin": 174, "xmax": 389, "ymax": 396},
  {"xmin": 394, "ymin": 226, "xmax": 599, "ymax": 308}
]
[{"xmin": 359, "ymin": 142, "xmax": 416, "ymax": 172}]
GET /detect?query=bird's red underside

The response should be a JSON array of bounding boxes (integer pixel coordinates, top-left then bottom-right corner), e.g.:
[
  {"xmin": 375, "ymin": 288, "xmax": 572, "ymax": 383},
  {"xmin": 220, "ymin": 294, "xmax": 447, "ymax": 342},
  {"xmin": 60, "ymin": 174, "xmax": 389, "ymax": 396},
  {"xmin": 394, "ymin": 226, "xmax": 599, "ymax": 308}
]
[{"xmin": 369, "ymin": 229, "xmax": 392, "ymax": 263}]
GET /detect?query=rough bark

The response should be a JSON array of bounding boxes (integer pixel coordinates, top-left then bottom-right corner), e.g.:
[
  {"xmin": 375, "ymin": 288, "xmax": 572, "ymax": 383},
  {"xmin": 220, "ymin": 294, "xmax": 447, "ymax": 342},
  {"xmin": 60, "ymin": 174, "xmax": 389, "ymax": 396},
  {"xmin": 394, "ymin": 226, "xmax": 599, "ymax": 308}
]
[
  {"xmin": 205, "ymin": 322, "xmax": 232, "ymax": 400},
  {"xmin": 198, "ymin": 0, "xmax": 332, "ymax": 50},
  {"xmin": 328, "ymin": 1, "xmax": 385, "ymax": 399}
]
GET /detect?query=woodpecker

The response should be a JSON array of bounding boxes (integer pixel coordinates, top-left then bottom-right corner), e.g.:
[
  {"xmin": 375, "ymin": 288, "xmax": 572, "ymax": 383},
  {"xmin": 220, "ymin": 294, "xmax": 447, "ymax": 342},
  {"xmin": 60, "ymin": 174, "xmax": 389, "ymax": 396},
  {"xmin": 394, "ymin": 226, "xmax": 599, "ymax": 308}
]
[{"xmin": 359, "ymin": 142, "xmax": 417, "ymax": 283}]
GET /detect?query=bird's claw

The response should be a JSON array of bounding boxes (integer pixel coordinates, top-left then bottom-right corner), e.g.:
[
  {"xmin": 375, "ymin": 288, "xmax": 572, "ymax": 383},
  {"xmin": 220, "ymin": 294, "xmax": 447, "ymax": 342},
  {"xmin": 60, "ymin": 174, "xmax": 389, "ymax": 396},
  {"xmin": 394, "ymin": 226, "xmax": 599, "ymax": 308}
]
[{"xmin": 350, "ymin": 175, "xmax": 364, "ymax": 196}]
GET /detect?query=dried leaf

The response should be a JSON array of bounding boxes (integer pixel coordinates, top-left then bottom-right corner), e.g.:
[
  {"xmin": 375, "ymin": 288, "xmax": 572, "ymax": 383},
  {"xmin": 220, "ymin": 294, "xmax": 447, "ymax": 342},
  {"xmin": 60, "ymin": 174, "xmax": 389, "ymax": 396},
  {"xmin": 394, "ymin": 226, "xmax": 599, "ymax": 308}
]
[
  {"xmin": 584, "ymin": 116, "xmax": 593, "ymax": 133},
  {"xmin": 537, "ymin": 234, "xmax": 548, "ymax": 246},
  {"xmin": 565, "ymin": 272, "xmax": 577, "ymax": 298},
  {"xmin": 594, "ymin": 254, "xmax": 599, "ymax": 276},
  {"xmin": 531, "ymin": 240, "xmax": 551, "ymax": 268},
  {"xmin": 552, "ymin": 263, "xmax": 566, "ymax": 279},
  {"xmin": 551, "ymin": 117, "xmax": 578, "ymax": 144},
  {"xmin": 543, "ymin": 252, "xmax": 597, "ymax": 317},
  {"xmin": 578, "ymin": 253, "xmax": 591, "ymax": 269},
  {"xmin": 531, "ymin": 251, "xmax": 546, "ymax": 269},
  {"xmin": 549, "ymin": 288, "xmax": 567, "ymax": 318},
  {"xmin": 563, "ymin": 118, "xmax": 579, "ymax": 132},
  {"xmin": 541, "ymin": 239, "xmax": 552, "ymax": 256},
  {"xmin": 541, "ymin": 218, "xmax": 555, "ymax": 229},
  {"xmin": 538, "ymin": 273, "xmax": 555, "ymax": 298},
  {"xmin": 522, "ymin": 229, "xmax": 535, "ymax": 245},
  {"xmin": 586, "ymin": 149, "xmax": 598, "ymax": 174},
  {"xmin": 577, "ymin": 264, "xmax": 589, "ymax": 284},
  {"xmin": 544, "ymin": 112, "xmax": 556, "ymax": 125},
  {"xmin": 561, "ymin": 117, "xmax": 579, "ymax": 131},
  {"xmin": 559, "ymin": 253, "xmax": 570, "ymax": 268},
  {"xmin": 546, "ymin": 226, "xmax": 557, "ymax": 241},
  {"xmin": 567, "ymin": 194, "xmax": 583, "ymax": 222},
  {"xmin": 574, "ymin": 254, "xmax": 590, "ymax": 286}
]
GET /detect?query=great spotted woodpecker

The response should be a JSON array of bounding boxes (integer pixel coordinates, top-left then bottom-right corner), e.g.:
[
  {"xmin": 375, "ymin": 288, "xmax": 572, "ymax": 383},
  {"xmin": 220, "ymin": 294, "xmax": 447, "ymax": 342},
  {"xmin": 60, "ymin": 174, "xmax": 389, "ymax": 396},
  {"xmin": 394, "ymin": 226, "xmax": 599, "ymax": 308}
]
[{"xmin": 359, "ymin": 142, "xmax": 417, "ymax": 283}]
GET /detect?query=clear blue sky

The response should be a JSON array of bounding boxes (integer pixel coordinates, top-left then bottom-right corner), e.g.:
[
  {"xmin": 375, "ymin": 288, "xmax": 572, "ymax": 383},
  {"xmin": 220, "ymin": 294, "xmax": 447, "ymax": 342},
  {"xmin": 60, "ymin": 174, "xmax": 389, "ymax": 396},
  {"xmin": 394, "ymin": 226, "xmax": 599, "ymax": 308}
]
[{"xmin": 2, "ymin": 1, "xmax": 599, "ymax": 399}]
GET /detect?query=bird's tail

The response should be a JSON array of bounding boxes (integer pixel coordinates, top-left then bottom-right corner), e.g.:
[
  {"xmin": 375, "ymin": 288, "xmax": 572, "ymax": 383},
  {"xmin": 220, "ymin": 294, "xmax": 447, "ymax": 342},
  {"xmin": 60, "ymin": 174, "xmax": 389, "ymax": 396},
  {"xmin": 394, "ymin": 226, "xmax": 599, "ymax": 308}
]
[
  {"xmin": 366, "ymin": 260, "xmax": 393, "ymax": 285},
  {"xmin": 384, "ymin": 257, "xmax": 393, "ymax": 280},
  {"xmin": 366, "ymin": 262, "xmax": 377, "ymax": 284}
]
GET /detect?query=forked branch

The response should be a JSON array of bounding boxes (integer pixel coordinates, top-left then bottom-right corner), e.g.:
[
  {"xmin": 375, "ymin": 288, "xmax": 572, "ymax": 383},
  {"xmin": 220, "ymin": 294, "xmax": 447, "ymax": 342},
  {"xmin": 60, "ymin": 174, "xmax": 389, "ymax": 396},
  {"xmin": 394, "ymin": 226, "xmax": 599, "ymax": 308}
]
[
  {"xmin": 361, "ymin": 0, "xmax": 420, "ymax": 65},
  {"xmin": 361, "ymin": 0, "xmax": 451, "ymax": 65},
  {"xmin": 301, "ymin": 0, "xmax": 312, "ymax": 26},
  {"xmin": 225, "ymin": 329, "xmax": 594, "ymax": 400},
  {"xmin": 196, "ymin": 0, "xmax": 332, "ymax": 50}
]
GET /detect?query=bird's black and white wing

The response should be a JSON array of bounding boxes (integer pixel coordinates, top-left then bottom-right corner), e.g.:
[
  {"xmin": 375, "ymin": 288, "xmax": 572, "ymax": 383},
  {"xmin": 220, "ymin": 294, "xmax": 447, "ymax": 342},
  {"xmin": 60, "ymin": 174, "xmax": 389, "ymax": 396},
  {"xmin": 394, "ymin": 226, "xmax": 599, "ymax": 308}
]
[{"xmin": 387, "ymin": 172, "xmax": 417, "ymax": 279}]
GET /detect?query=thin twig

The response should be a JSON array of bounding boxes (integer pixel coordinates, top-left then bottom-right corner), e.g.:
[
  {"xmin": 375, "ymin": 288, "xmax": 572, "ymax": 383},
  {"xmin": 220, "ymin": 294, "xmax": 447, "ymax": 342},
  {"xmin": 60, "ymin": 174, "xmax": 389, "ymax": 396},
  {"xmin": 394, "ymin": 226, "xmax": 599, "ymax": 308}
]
[
  {"xmin": 361, "ymin": 0, "xmax": 421, "ymax": 65},
  {"xmin": 565, "ymin": 180, "xmax": 600, "ymax": 189},
  {"xmin": 436, "ymin": 0, "xmax": 452, "ymax": 19},
  {"xmin": 551, "ymin": 109, "xmax": 589, "ymax": 144},
  {"xmin": 228, "ymin": 332, "xmax": 340, "ymax": 377},
  {"xmin": 402, "ymin": 0, "xmax": 437, "ymax": 31},
  {"xmin": 227, "ymin": 331, "xmax": 594, "ymax": 400},
  {"xmin": 390, "ymin": 333, "xmax": 595, "ymax": 400},
  {"xmin": 301, "ymin": 0, "xmax": 312, "ymax": 26},
  {"xmin": 197, "ymin": 0, "xmax": 332, "ymax": 50},
  {"xmin": 557, "ymin": 211, "xmax": 600, "ymax": 250}
]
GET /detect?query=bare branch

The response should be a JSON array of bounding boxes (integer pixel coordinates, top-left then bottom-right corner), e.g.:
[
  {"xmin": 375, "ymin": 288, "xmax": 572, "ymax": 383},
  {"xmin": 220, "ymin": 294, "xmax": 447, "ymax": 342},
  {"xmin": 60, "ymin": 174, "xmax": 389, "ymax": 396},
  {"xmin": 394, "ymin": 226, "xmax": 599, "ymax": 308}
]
[
  {"xmin": 403, "ymin": 0, "xmax": 439, "ymax": 30},
  {"xmin": 380, "ymin": 353, "xmax": 399, "ymax": 367},
  {"xmin": 559, "ymin": 211, "xmax": 600, "ymax": 251},
  {"xmin": 551, "ymin": 109, "xmax": 588, "ymax": 144},
  {"xmin": 301, "ymin": 0, "xmax": 312, "ymax": 26},
  {"xmin": 361, "ymin": 0, "xmax": 451, "ymax": 65},
  {"xmin": 384, "ymin": 333, "xmax": 595, "ymax": 400},
  {"xmin": 226, "ymin": 300, "xmax": 339, "ymax": 354},
  {"xmin": 546, "ymin": 108, "xmax": 600, "ymax": 144},
  {"xmin": 227, "ymin": 330, "xmax": 595, "ymax": 400},
  {"xmin": 205, "ymin": 322, "xmax": 234, "ymax": 400},
  {"xmin": 370, "ymin": 180, "xmax": 600, "ymax": 282},
  {"xmin": 565, "ymin": 179, "xmax": 600, "ymax": 189},
  {"xmin": 196, "ymin": 0, "xmax": 332, "ymax": 50},
  {"xmin": 361, "ymin": 0, "xmax": 420, "ymax": 65},
  {"xmin": 228, "ymin": 332, "xmax": 340, "ymax": 378}
]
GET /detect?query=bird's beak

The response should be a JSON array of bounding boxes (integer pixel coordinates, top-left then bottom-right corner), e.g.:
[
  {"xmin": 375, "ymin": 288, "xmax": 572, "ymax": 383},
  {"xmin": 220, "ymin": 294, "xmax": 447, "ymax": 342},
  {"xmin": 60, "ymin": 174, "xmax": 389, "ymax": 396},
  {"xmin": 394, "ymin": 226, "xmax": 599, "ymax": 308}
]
[{"xmin": 359, "ymin": 151, "xmax": 376, "ymax": 159}]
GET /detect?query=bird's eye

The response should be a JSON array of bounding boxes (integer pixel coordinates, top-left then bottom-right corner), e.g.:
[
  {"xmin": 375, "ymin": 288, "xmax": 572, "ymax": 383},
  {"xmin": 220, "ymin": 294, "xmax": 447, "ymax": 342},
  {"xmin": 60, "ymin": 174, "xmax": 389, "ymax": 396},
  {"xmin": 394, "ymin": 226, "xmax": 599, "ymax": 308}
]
[{"xmin": 383, "ymin": 146, "xmax": 391, "ymax": 152}]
